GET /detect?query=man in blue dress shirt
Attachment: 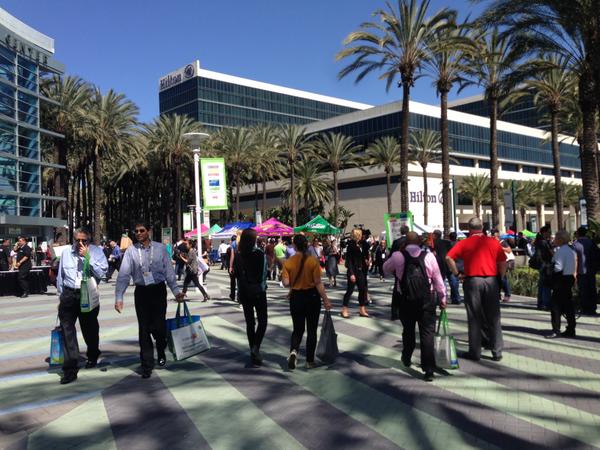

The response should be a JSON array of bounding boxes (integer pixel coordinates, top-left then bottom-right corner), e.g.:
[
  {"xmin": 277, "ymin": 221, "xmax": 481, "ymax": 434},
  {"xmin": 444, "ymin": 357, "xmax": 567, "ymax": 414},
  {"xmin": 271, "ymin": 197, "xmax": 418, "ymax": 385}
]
[
  {"xmin": 56, "ymin": 228, "xmax": 108, "ymax": 385},
  {"xmin": 115, "ymin": 220, "xmax": 184, "ymax": 379}
]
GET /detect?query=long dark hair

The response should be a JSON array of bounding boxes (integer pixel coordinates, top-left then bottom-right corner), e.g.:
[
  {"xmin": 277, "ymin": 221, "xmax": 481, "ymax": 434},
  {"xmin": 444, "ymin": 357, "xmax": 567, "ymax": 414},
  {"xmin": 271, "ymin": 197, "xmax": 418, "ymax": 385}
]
[{"xmin": 239, "ymin": 228, "xmax": 257, "ymax": 257}]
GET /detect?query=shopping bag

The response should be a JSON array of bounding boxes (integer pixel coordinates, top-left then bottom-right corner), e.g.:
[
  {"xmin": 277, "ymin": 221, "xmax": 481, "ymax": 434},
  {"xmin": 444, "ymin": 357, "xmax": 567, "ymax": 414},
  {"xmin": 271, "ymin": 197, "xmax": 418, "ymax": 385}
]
[
  {"xmin": 166, "ymin": 301, "xmax": 200, "ymax": 332},
  {"xmin": 49, "ymin": 318, "xmax": 64, "ymax": 366},
  {"xmin": 434, "ymin": 310, "xmax": 459, "ymax": 370},
  {"xmin": 80, "ymin": 253, "xmax": 100, "ymax": 313},
  {"xmin": 316, "ymin": 311, "xmax": 339, "ymax": 364},
  {"xmin": 167, "ymin": 302, "xmax": 210, "ymax": 360},
  {"xmin": 198, "ymin": 257, "xmax": 209, "ymax": 274}
]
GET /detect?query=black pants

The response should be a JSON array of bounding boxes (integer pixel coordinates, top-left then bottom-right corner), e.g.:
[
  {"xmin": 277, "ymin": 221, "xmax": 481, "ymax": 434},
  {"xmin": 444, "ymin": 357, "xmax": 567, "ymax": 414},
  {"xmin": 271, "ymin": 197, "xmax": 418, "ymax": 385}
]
[
  {"xmin": 202, "ymin": 266, "xmax": 210, "ymax": 283},
  {"xmin": 220, "ymin": 253, "xmax": 227, "ymax": 270},
  {"xmin": 182, "ymin": 270, "xmax": 208, "ymax": 298},
  {"xmin": 343, "ymin": 270, "xmax": 367, "ymax": 306},
  {"xmin": 399, "ymin": 304, "xmax": 436, "ymax": 373},
  {"xmin": 578, "ymin": 273, "xmax": 597, "ymax": 314},
  {"xmin": 241, "ymin": 292, "xmax": 268, "ymax": 350},
  {"xmin": 134, "ymin": 283, "xmax": 168, "ymax": 370},
  {"xmin": 18, "ymin": 264, "xmax": 30, "ymax": 295},
  {"xmin": 58, "ymin": 286, "xmax": 100, "ymax": 375},
  {"xmin": 290, "ymin": 288, "xmax": 321, "ymax": 362},
  {"xmin": 551, "ymin": 275, "xmax": 576, "ymax": 333},
  {"xmin": 229, "ymin": 272, "xmax": 237, "ymax": 301},
  {"xmin": 106, "ymin": 261, "xmax": 119, "ymax": 280}
]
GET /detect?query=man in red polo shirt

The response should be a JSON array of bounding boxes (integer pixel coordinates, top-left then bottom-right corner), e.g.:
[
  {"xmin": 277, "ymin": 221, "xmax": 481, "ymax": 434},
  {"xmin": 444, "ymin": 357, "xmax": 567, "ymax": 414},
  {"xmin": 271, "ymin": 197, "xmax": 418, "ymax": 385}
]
[{"xmin": 446, "ymin": 217, "xmax": 507, "ymax": 361}]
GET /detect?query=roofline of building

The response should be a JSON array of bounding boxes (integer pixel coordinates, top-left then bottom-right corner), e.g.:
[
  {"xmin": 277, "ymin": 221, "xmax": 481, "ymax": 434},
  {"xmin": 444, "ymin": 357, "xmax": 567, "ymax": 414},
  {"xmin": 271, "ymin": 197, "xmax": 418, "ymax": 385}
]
[
  {"xmin": 447, "ymin": 93, "xmax": 485, "ymax": 108},
  {"xmin": 304, "ymin": 98, "xmax": 580, "ymax": 144},
  {"xmin": 0, "ymin": 8, "xmax": 54, "ymax": 53}
]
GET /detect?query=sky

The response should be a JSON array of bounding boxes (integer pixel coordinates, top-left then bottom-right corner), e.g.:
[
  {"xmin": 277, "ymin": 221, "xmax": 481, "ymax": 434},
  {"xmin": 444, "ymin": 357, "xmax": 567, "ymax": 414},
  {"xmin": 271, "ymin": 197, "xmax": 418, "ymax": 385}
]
[{"xmin": 3, "ymin": 0, "xmax": 486, "ymax": 123}]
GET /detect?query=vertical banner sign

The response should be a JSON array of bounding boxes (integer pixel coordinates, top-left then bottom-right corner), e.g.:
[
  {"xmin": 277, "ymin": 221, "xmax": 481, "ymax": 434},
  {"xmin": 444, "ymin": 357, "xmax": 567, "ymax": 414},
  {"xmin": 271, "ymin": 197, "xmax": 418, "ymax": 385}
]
[
  {"xmin": 200, "ymin": 158, "xmax": 228, "ymax": 211},
  {"xmin": 384, "ymin": 211, "xmax": 414, "ymax": 248},
  {"xmin": 203, "ymin": 210, "xmax": 210, "ymax": 228},
  {"xmin": 182, "ymin": 213, "xmax": 192, "ymax": 231}
]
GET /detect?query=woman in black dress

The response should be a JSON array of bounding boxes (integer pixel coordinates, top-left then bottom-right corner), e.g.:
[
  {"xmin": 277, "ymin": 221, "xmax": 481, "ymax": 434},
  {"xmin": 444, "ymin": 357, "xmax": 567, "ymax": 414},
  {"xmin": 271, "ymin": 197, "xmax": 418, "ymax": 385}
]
[{"xmin": 341, "ymin": 228, "xmax": 369, "ymax": 318}]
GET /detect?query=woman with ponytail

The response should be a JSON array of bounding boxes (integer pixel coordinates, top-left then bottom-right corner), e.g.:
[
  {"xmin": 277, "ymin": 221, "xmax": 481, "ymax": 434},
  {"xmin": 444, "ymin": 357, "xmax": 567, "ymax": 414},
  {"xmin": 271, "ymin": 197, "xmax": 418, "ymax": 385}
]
[{"xmin": 282, "ymin": 234, "xmax": 332, "ymax": 369}]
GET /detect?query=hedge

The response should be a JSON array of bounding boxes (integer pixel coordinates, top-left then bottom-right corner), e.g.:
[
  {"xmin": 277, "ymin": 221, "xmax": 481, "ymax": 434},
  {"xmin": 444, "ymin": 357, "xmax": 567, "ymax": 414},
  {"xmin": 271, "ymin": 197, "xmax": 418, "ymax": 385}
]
[{"xmin": 508, "ymin": 267, "xmax": 600, "ymax": 298}]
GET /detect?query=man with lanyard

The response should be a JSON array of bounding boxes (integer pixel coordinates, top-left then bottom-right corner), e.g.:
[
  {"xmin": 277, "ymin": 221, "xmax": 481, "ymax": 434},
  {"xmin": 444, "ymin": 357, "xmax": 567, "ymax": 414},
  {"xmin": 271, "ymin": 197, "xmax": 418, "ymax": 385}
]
[
  {"xmin": 446, "ymin": 217, "xmax": 507, "ymax": 362},
  {"xmin": 56, "ymin": 228, "xmax": 108, "ymax": 384},
  {"xmin": 106, "ymin": 240, "xmax": 122, "ymax": 281},
  {"xmin": 15, "ymin": 236, "xmax": 33, "ymax": 298},
  {"xmin": 115, "ymin": 221, "xmax": 184, "ymax": 378}
]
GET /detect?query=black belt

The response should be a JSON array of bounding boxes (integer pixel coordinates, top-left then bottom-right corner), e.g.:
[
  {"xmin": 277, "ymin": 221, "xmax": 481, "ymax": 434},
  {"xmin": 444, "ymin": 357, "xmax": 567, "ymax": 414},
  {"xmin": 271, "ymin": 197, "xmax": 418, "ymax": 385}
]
[
  {"xmin": 134, "ymin": 282, "xmax": 165, "ymax": 288},
  {"xmin": 64, "ymin": 286, "xmax": 81, "ymax": 293}
]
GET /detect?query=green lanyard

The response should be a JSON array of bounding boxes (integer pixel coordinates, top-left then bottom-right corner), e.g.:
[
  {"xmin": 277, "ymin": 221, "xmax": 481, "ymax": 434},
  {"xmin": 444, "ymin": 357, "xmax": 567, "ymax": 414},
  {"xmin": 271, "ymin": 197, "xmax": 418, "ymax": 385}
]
[{"xmin": 82, "ymin": 252, "xmax": 91, "ymax": 281}]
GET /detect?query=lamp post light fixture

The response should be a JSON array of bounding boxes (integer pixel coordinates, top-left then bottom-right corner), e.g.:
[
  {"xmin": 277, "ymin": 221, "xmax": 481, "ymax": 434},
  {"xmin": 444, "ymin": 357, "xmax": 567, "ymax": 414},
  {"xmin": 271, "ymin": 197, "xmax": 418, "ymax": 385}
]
[{"xmin": 183, "ymin": 132, "xmax": 210, "ymax": 271}]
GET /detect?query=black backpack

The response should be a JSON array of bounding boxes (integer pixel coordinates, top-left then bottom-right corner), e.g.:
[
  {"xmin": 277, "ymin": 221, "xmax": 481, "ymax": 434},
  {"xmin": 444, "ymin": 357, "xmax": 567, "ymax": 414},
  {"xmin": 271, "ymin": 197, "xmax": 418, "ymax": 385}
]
[{"xmin": 400, "ymin": 250, "xmax": 432, "ymax": 306}]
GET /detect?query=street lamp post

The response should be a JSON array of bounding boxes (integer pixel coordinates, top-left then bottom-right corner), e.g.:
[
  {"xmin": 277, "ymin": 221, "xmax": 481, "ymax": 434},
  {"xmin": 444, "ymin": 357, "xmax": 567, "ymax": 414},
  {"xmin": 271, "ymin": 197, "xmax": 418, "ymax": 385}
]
[{"xmin": 183, "ymin": 132, "xmax": 210, "ymax": 274}]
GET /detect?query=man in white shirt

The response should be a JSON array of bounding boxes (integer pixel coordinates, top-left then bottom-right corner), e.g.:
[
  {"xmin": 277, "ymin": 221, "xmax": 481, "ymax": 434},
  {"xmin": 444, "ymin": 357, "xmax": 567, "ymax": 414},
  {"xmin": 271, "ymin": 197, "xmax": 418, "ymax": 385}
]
[
  {"xmin": 218, "ymin": 240, "xmax": 229, "ymax": 270},
  {"xmin": 546, "ymin": 230, "xmax": 577, "ymax": 339}
]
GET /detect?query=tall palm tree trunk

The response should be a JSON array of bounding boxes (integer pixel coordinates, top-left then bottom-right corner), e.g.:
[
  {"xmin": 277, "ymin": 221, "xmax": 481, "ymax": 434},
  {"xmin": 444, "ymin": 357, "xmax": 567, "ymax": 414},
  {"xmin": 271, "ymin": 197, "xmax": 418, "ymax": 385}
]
[
  {"xmin": 53, "ymin": 140, "xmax": 68, "ymax": 219},
  {"xmin": 175, "ymin": 163, "xmax": 182, "ymax": 240},
  {"xmin": 81, "ymin": 169, "xmax": 87, "ymax": 227},
  {"xmin": 550, "ymin": 110, "xmax": 564, "ymax": 228},
  {"xmin": 385, "ymin": 169, "xmax": 392, "ymax": 214},
  {"xmin": 68, "ymin": 175, "xmax": 75, "ymax": 240},
  {"xmin": 235, "ymin": 172, "xmax": 241, "ymax": 220},
  {"xmin": 422, "ymin": 165, "xmax": 429, "ymax": 225},
  {"xmin": 579, "ymin": 77, "xmax": 600, "ymax": 222},
  {"xmin": 262, "ymin": 179, "xmax": 267, "ymax": 219},
  {"xmin": 475, "ymin": 201, "xmax": 481, "ymax": 218},
  {"xmin": 93, "ymin": 153, "xmax": 103, "ymax": 244},
  {"xmin": 400, "ymin": 82, "xmax": 410, "ymax": 212},
  {"xmin": 290, "ymin": 161, "xmax": 297, "ymax": 227},
  {"xmin": 440, "ymin": 90, "xmax": 451, "ymax": 234},
  {"xmin": 333, "ymin": 170, "xmax": 339, "ymax": 226},
  {"xmin": 489, "ymin": 97, "xmax": 500, "ymax": 228},
  {"xmin": 536, "ymin": 204, "xmax": 543, "ymax": 227},
  {"xmin": 254, "ymin": 182, "xmax": 259, "ymax": 216}
]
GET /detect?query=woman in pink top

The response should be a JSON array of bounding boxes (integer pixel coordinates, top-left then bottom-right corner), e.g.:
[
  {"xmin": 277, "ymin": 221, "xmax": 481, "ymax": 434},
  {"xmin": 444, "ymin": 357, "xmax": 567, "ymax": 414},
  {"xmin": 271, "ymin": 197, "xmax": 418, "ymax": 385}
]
[{"xmin": 383, "ymin": 232, "xmax": 446, "ymax": 381}]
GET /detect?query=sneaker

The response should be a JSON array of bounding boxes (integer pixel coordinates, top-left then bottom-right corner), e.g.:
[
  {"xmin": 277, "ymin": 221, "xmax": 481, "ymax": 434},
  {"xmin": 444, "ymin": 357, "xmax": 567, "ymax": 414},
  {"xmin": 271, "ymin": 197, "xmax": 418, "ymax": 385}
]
[
  {"xmin": 423, "ymin": 372, "xmax": 434, "ymax": 382},
  {"xmin": 287, "ymin": 350, "xmax": 297, "ymax": 370},
  {"xmin": 279, "ymin": 282, "xmax": 284, "ymax": 288},
  {"xmin": 492, "ymin": 354, "xmax": 503, "ymax": 362},
  {"xmin": 60, "ymin": 371, "xmax": 78, "ymax": 385},
  {"xmin": 561, "ymin": 330, "xmax": 576, "ymax": 338}
]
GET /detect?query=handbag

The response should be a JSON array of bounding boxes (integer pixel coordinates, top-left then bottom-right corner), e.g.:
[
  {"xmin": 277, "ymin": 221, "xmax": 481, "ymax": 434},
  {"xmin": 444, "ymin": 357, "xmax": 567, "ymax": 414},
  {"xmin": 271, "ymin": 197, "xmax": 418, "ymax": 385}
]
[
  {"xmin": 434, "ymin": 310, "xmax": 459, "ymax": 370},
  {"xmin": 49, "ymin": 316, "xmax": 64, "ymax": 366},
  {"xmin": 167, "ymin": 302, "xmax": 210, "ymax": 360},
  {"xmin": 316, "ymin": 311, "xmax": 339, "ymax": 364},
  {"xmin": 80, "ymin": 253, "xmax": 100, "ymax": 313}
]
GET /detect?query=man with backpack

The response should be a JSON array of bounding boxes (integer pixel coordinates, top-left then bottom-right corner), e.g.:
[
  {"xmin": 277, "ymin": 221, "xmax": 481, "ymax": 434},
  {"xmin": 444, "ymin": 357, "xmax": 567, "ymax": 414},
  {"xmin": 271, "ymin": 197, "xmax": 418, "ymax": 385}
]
[
  {"xmin": 383, "ymin": 232, "xmax": 447, "ymax": 382},
  {"xmin": 446, "ymin": 217, "xmax": 507, "ymax": 362}
]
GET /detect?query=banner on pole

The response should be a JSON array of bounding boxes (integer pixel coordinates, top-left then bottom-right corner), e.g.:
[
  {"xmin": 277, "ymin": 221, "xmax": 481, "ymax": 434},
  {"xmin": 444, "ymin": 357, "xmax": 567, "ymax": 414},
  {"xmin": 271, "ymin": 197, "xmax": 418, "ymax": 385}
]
[
  {"xmin": 183, "ymin": 213, "xmax": 192, "ymax": 231},
  {"xmin": 384, "ymin": 212, "xmax": 413, "ymax": 248},
  {"xmin": 200, "ymin": 158, "xmax": 228, "ymax": 211}
]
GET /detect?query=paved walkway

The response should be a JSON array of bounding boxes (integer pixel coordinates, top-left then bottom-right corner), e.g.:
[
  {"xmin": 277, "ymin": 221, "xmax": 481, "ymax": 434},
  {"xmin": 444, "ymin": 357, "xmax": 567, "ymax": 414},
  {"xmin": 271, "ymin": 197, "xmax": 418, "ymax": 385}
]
[{"xmin": 1, "ymin": 268, "xmax": 600, "ymax": 449}]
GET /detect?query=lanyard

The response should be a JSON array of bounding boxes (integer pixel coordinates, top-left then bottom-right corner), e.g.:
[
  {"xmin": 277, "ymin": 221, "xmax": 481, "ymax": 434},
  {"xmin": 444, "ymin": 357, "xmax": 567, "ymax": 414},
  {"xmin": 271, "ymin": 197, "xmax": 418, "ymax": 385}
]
[{"xmin": 137, "ymin": 243, "xmax": 154, "ymax": 271}]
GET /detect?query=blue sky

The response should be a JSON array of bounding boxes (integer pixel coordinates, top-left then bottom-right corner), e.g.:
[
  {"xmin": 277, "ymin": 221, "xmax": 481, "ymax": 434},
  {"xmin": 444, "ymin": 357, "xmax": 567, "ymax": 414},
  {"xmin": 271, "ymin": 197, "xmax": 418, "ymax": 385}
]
[{"xmin": 4, "ymin": 0, "xmax": 485, "ymax": 123}]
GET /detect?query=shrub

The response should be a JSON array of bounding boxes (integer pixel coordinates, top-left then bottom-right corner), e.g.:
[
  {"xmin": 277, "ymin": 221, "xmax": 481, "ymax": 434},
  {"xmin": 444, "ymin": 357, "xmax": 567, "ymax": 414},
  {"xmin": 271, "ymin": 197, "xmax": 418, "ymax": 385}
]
[{"xmin": 508, "ymin": 267, "xmax": 539, "ymax": 297}]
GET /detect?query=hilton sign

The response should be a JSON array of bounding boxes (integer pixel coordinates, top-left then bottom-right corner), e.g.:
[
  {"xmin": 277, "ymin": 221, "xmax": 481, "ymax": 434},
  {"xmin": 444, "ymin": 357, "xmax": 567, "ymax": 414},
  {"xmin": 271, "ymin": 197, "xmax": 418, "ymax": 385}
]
[
  {"xmin": 159, "ymin": 61, "xmax": 198, "ymax": 91},
  {"xmin": 4, "ymin": 34, "xmax": 49, "ymax": 65}
]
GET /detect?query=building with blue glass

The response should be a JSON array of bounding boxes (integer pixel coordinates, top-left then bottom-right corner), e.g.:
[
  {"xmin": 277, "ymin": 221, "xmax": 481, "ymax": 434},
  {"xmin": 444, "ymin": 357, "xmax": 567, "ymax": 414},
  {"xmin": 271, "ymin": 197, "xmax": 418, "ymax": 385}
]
[
  {"xmin": 158, "ymin": 61, "xmax": 372, "ymax": 131},
  {"xmin": 0, "ymin": 9, "xmax": 65, "ymax": 240}
]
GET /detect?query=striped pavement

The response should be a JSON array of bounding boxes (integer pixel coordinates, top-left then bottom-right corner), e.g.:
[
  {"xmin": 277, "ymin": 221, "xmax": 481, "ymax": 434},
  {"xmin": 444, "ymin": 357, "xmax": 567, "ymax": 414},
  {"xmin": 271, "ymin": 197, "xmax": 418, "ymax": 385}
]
[{"xmin": 0, "ymin": 267, "xmax": 599, "ymax": 450}]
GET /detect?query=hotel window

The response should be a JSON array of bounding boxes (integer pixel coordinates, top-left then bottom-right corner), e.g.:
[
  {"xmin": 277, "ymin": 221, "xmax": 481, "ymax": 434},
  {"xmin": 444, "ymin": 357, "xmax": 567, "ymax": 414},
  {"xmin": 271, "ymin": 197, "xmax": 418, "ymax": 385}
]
[
  {"xmin": 574, "ymin": 172, "xmax": 582, "ymax": 179},
  {"xmin": 17, "ymin": 56, "xmax": 37, "ymax": 92},
  {"xmin": 0, "ymin": 193, "xmax": 17, "ymax": 215},
  {"xmin": 18, "ymin": 162, "xmax": 40, "ymax": 194},
  {"xmin": 0, "ymin": 122, "xmax": 16, "ymax": 154},
  {"xmin": 0, "ymin": 83, "xmax": 16, "ymax": 118},
  {"xmin": 18, "ymin": 92, "xmax": 38, "ymax": 125},
  {"xmin": 522, "ymin": 165, "xmax": 537, "ymax": 174},
  {"xmin": 560, "ymin": 170, "xmax": 572, "ymax": 177},
  {"xmin": 541, "ymin": 167, "xmax": 553, "ymax": 175},
  {"xmin": 18, "ymin": 128, "xmax": 39, "ymax": 160},
  {"xmin": 502, "ymin": 163, "xmax": 519, "ymax": 172},
  {"xmin": 0, "ymin": 46, "xmax": 15, "ymax": 83},
  {"xmin": 478, "ymin": 160, "xmax": 491, "ymax": 169},
  {"xmin": 19, "ymin": 196, "xmax": 40, "ymax": 216},
  {"xmin": 0, "ymin": 156, "xmax": 17, "ymax": 190}
]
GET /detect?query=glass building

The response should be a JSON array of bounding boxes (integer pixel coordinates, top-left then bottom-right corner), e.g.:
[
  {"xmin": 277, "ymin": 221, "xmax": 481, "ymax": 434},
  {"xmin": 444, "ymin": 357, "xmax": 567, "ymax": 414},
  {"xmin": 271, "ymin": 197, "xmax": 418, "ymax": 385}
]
[
  {"xmin": 0, "ymin": 9, "xmax": 65, "ymax": 240},
  {"xmin": 158, "ymin": 61, "xmax": 372, "ymax": 131}
]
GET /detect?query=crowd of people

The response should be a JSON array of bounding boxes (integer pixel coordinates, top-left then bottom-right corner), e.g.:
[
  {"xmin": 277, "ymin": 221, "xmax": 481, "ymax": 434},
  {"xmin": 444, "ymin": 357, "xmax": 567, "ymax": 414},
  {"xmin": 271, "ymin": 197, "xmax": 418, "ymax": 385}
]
[{"xmin": 9, "ymin": 215, "xmax": 598, "ymax": 385}]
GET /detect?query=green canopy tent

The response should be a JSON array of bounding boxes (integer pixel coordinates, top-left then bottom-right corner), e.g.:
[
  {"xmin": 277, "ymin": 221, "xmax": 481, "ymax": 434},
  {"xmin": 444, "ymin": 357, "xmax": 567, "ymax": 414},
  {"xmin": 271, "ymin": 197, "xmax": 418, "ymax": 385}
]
[
  {"xmin": 294, "ymin": 215, "xmax": 341, "ymax": 235},
  {"xmin": 522, "ymin": 229, "xmax": 536, "ymax": 238},
  {"xmin": 208, "ymin": 224, "xmax": 222, "ymax": 235}
]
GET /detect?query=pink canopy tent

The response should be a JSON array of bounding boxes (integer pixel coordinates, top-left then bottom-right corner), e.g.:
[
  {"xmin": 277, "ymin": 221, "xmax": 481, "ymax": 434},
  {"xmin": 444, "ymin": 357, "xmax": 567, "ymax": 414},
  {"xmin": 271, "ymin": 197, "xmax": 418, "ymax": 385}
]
[
  {"xmin": 253, "ymin": 218, "xmax": 294, "ymax": 237},
  {"xmin": 184, "ymin": 224, "xmax": 209, "ymax": 238}
]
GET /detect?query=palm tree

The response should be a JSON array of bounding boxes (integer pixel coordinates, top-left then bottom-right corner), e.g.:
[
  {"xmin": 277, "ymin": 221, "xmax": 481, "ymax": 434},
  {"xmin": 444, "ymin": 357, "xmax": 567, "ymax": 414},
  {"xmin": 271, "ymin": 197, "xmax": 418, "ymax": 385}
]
[
  {"xmin": 458, "ymin": 173, "xmax": 490, "ymax": 218},
  {"xmin": 40, "ymin": 75, "xmax": 92, "ymax": 221},
  {"xmin": 252, "ymin": 125, "xmax": 283, "ymax": 218},
  {"xmin": 424, "ymin": 18, "xmax": 472, "ymax": 233},
  {"xmin": 409, "ymin": 129, "xmax": 442, "ymax": 225},
  {"xmin": 505, "ymin": 55, "xmax": 577, "ymax": 229},
  {"xmin": 460, "ymin": 28, "xmax": 522, "ymax": 229},
  {"xmin": 477, "ymin": 0, "xmax": 600, "ymax": 222},
  {"xmin": 85, "ymin": 89, "xmax": 138, "ymax": 243},
  {"xmin": 336, "ymin": 0, "xmax": 453, "ymax": 212},
  {"xmin": 214, "ymin": 127, "xmax": 255, "ymax": 221},
  {"xmin": 312, "ymin": 132, "xmax": 362, "ymax": 226},
  {"xmin": 529, "ymin": 179, "xmax": 555, "ymax": 229},
  {"xmin": 563, "ymin": 182, "xmax": 583, "ymax": 227},
  {"xmin": 277, "ymin": 125, "xmax": 311, "ymax": 227},
  {"xmin": 365, "ymin": 136, "xmax": 401, "ymax": 214},
  {"xmin": 143, "ymin": 114, "xmax": 203, "ymax": 240},
  {"xmin": 282, "ymin": 159, "xmax": 332, "ymax": 215}
]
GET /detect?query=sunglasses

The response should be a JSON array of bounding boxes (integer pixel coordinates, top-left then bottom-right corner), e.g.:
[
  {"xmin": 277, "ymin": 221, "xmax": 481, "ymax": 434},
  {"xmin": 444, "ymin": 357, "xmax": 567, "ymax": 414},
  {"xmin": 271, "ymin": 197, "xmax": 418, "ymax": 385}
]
[
  {"xmin": 76, "ymin": 239, "xmax": 89, "ymax": 244},
  {"xmin": 135, "ymin": 229, "xmax": 147, "ymax": 233}
]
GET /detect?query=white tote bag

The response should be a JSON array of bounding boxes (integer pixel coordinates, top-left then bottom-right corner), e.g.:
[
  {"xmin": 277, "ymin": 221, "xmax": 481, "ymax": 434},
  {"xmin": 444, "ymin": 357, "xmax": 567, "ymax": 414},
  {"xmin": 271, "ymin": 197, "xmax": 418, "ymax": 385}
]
[
  {"xmin": 197, "ymin": 256, "xmax": 209, "ymax": 273},
  {"xmin": 170, "ymin": 319, "xmax": 210, "ymax": 360},
  {"xmin": 80, "ymin": 277, "xmax": 100, "ymax": 313}
]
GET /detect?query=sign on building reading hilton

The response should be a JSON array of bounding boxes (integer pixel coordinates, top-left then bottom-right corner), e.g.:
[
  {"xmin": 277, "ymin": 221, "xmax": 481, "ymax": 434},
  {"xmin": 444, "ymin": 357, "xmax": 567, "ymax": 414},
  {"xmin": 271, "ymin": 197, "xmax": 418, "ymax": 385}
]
[{"xmin": 159, "ymin": 61, "xmax": 198, "ymax": 91}]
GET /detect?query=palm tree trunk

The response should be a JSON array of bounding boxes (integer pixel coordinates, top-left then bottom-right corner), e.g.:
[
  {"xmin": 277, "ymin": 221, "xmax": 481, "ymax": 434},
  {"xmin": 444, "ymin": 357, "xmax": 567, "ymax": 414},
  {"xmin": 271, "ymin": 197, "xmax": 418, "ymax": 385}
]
[
  {"xmin": 290, "ymin": 160, "xmax": 297, "ymax": 227},
  {"xmin": 489, "ymin": 97, "xmax": 500, "ymax": 228},
  {"xmin": 475, "ymin": 201, "xmax": 481, "ymax": 218},
  {"xmin": 75, "ymin": 171, "xmax": 81, "ymax": 228},
  {"xmin": 400, "ymin": 82, "xmax": 410, "ymax": 211},
  {"xmin": 333, "ymin": 170, "xmax": 339, "ymax": 226},
  {"xmin": 93, "ymin": 152, "xmax": 103, "ymax": 244},
  {"xmin": 175, "ymin": 162, "xmax": 182, "ymax": 240},
  {"xmin": 386, "ymin": 169, "xmax": 392, "ymax": 214},
  {"xmin": 579, "ymin": 76, "xmax": 600, "ymax": 222},
  {"xmin": 262, "ymin": 179, "xmax": 267, "ymax": 219},
  {"xmin": 235, "ymin": 172, "xmax": 241, "ymax": 220},
  {"xmin": 550, "ymin": 110, "xmax": 564, "ymax": 229},
  {"xmin": 52, "ymin": 140, "xmax": 68, "ymax": 219},
  {"xmin": 536, "ymin": 204, "xmax": 543, "ymax": 227},
  {"xmin": 81, "ymin": 168, "xmax": 87, "ymax": 227},
  {"xmin": 520, "ymin": 207, "xmax": 526, "ymax": 231},
  {"xmin": 440, "ymin": 89, "xmax": 451, "ymax": 234},
  {"xmin": 254, "ymin": 182, "xmax": 259, "ymax": 215},
  {"xmin": 422, "ymin": 165, "xmax": 428, "ymax": 225},
  {"xmin": 68, "ymin": 175, "xmax": 75, "ymax": 240}
]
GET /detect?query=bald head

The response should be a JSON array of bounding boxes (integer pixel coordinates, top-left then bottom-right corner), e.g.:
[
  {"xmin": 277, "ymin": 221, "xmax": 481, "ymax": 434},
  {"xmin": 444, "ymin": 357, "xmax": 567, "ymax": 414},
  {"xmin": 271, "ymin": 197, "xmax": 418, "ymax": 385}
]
[
  {"xmin": 468, "ymin": 217, "xmax": 483, "ymax": 231},
  {"xmin": 406, "ymin": 231, "xmax": 421, "ymax": 245}
]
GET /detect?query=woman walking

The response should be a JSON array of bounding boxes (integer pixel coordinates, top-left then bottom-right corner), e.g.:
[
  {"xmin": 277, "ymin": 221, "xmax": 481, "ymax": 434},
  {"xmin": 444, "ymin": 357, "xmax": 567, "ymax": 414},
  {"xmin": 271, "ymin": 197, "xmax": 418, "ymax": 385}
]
[
  {"xmin": 180, "ymin": 241, "xmax": 210, "ymax": 302},
  {"xmin": 341, "ymin": 228, "xmax": 369, "ymax": 318},
  {"xmin": 282, "ymin": 234, "xmax": 332, "ymax": 369},
  {"xmin": 323, "ymin": 238, "xmax": 340, "ymax": 287},
  {"xmin": 233, "ymin": 228, "xmax": 268, "ymax": 366}
]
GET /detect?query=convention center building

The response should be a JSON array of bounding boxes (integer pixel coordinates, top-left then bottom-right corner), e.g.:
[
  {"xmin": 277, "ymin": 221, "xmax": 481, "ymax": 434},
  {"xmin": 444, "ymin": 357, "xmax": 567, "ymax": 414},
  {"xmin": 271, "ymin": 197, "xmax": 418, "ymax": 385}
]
[
  {"xmin": 159, "ymin": 61, "xmax": 583, "ymax": 234},
  {"xmin": 0, "ymin": 8, "xmax": 65, "ymax": 240}
]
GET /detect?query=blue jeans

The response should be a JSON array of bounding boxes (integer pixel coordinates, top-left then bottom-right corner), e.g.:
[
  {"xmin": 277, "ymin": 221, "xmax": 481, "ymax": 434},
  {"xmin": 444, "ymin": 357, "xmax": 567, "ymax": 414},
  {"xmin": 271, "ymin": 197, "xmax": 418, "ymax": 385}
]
[
  {"xmin": 537, "ymin": 270, "xmax": 551, "ymax": 309},
  {"xmin": 448, "ymin": 273, "xmax": 461, "ymax": 303},
  {"xmin": 500, "ymin": 276, "xmax": 511, "ymax": 298}
]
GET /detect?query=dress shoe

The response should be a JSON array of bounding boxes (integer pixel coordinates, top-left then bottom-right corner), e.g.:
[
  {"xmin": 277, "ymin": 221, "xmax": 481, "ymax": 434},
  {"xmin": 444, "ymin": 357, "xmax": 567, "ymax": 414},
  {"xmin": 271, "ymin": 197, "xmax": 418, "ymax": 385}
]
[
  {"xmin": 561, "ymin": 330, "xmax": 576, "ymax": 338},
  {"xmin": 305, "ymin": 361, "xmax": 317, "ymax": 369},
  {"xmin": 251, "ymin": 346, "xmax": 263, "ymax": 366},
  {"xmin": 358, "ymin": 306, "xmax": 370, "ymax": 317},
  {"xmin": 401, "ymin": 355, "xmax": 412, "ymax": 368},
  {"xmin": 85, "ymin": 359, "xmax": 98, "ymax": 369},
  {"xmin": 141, "ymin": 369, "xmax": 152, "ymax": 379},
  {"xmin": 60, "ymin": 372, "xmax": 77, "ymax": 385},
  {"xmin": 157, "ymin": 358, "xmax": 166, "ymax": 367},
  {"xmin": 340, "ymin": 307, "xmax": 350, "ymax": 319},
  {"xmin": 545, "ymin": 332, "xmax": 560, "ymax": 339},
  {"xmin": 423, "ymin": 372, "xmax": 434, "ymax": 382},
  {"xmin": 492, "ymin": 354, "xmax": 503, "ymax": 362}
]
